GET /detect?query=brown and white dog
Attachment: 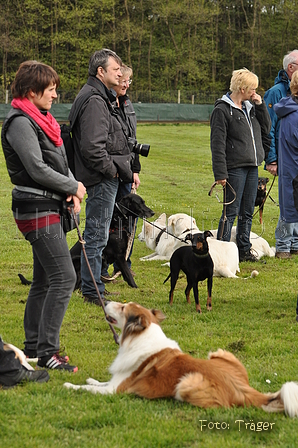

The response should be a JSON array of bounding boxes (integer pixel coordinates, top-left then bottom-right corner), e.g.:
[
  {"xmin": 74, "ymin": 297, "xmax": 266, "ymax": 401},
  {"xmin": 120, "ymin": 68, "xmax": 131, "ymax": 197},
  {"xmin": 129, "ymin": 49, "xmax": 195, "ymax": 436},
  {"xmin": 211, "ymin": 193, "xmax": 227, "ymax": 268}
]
[{"xmin": 64, "ymin": 301, "xmax": 298, "ymax": 416}]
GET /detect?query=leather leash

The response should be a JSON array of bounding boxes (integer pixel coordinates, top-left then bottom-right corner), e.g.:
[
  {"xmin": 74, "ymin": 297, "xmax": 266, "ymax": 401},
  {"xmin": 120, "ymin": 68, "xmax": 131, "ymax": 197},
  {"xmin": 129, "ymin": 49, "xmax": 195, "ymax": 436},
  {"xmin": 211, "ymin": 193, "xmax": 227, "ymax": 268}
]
[
  {"xmin": 208, "ymin": 181, "xmax": 236, "ymax": 241},
  {"xmin": 70, "ymin": 206, "xmax": 119, "ymax": 345}
]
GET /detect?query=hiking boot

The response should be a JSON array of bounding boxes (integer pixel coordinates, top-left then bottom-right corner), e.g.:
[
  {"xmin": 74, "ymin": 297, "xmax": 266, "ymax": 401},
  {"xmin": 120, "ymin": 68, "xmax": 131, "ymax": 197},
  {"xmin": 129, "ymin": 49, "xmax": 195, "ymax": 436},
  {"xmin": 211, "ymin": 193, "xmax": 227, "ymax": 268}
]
[
  {"xmin": 104, "ymin": 289, "xmax": 120, "ymax": 296},
  {"xmin": 275, "ymin": 251, "xmax": 292, "ymax": 259},
  {"xmin": 37, "ymin": 353, "xmax": 78, "ymax": 372},
  {"xmin": 0, "ymin": 366, "xmax": 49, "ymax": 388},
  {"xmin": 239, "ymin": 250, "xmax": 258, "ymax": 262}
]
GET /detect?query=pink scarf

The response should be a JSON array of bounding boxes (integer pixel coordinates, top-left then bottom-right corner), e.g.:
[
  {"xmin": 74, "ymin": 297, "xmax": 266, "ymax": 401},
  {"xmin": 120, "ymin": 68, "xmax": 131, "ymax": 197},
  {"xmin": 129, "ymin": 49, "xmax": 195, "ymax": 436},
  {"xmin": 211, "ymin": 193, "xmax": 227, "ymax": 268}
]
[{"xmin": 11, "ymin": 97, "xmax": 63, "ymax": 147}]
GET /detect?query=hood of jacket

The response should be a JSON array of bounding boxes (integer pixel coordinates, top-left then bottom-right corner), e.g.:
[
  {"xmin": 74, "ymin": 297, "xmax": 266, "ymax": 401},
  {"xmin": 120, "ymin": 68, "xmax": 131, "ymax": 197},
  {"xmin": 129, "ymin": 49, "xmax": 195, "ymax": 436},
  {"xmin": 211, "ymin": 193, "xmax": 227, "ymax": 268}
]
[
  {"xmin": 273, "ymin": 95, "xmax": 298, "ymax": 119},
  {"xmin": 274, "ymin": 69, "xmax": 290, "ymax": 88},
  {"xmin": 214, "ymin": 93, "xmax": 253, "ymax": 116}
]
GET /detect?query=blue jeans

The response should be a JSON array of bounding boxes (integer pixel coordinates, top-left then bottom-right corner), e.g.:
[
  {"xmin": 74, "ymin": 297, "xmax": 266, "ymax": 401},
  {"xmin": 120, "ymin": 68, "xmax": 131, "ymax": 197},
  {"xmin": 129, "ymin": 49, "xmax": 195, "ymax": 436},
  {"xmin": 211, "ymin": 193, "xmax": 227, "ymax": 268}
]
[
  {"xmin": 275, "ymin": 217, "xmax": 298, "ymax": 252},
  {"xmin": 24, "ymin": 223, "xmax": 76, "ymax": 358},
  {"xmin": 217, "ymin": 166, "xmax": 258, "ymax": 254},
  {"xmin": 81, "ymin": 177, "xmax": 119, "ymax": 296}
]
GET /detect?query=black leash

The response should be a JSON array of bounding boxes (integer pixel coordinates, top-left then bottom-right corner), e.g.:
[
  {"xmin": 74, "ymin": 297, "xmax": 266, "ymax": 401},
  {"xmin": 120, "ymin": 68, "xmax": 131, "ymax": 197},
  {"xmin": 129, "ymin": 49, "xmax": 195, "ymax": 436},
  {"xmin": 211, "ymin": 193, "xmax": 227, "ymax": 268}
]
[
  {"xmin": 208, "ymin": 181, "xmax": 236, "ymax": 240},
  {"xmin": 117, "ymin": 201, "xmax": 195, "ymax": 244},
  {"xmin": 70, "ymin": 206, "xmax": 119, "ymax": 345}
]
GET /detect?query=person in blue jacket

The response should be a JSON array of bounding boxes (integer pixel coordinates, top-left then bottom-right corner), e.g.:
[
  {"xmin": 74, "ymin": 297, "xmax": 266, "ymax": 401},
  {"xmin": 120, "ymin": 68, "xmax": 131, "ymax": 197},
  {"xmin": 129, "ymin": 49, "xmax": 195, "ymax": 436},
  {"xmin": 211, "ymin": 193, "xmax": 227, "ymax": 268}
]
[
  {"xmin": 273, "ymin": 72, "xmax": 298, "ymax": 257},
  {"xmin": 264, "ymin": 49, "xmax": 298, "ymax": 258},
  {"xmin": 273, "ymin": 71, "xmax": 298, "ymax": 323}
]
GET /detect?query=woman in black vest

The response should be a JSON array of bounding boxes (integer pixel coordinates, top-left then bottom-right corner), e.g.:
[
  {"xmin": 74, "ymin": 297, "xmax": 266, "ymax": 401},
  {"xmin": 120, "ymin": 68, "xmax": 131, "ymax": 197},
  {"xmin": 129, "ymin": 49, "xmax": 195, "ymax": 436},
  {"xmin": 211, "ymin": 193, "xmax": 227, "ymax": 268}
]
[{"xmin": 1, "ymin": 61, "xmax": 86, "ymax": 372}]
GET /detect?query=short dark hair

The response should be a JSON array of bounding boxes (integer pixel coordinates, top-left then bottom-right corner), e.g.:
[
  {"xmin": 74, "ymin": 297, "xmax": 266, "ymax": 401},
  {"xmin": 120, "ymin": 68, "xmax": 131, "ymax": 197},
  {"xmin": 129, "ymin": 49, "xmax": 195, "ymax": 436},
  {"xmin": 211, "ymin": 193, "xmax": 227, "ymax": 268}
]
[
  {"xmin": 11, "ymin": 60, "xmax": 60, "ymax": 98},
  {"xmin": 88, "ymin": 49, "xmax": 122, "ymax": 76}
]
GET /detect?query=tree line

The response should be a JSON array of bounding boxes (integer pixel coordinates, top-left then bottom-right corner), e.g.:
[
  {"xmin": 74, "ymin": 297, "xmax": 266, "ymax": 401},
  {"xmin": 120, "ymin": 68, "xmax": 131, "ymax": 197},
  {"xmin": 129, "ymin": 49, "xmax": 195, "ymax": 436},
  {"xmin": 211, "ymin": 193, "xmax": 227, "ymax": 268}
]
[{"xmin": 1, "ymin": 1, "xmax": 298, "ymax": 103}]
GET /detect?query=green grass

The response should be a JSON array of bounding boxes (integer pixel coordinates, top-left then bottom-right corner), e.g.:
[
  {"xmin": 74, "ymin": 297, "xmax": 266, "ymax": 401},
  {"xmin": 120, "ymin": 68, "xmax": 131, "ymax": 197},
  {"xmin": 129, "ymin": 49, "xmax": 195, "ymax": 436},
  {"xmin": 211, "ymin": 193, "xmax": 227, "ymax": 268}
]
[{"xmin": 1, "ymin": 123, "xmax": 298, "ymax": 448}]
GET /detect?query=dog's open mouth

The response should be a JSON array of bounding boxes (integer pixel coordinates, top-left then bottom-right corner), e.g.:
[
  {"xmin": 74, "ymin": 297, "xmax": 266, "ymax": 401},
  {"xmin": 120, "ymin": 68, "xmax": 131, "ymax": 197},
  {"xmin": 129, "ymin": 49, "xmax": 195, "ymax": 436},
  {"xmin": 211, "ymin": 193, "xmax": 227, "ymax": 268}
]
[{"xmin": 106, "ymin": 315, "xmax": 117, "ymax": 325}]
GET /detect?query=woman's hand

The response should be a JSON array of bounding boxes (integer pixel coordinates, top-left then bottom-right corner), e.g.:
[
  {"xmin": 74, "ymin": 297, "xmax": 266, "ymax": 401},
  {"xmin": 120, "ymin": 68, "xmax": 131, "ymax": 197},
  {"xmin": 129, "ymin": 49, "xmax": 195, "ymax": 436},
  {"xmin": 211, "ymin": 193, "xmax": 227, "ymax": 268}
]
[
  {"xmin": 216, "ymin": 179, "xmax": 227, "ymax": 186},
  {"xmin": 66, "ymin": 195, "xmax": 81, "ymax": 214},
  {"xmin": 251, "ymin": 92, "xmax": 262, "ymax": 105}
]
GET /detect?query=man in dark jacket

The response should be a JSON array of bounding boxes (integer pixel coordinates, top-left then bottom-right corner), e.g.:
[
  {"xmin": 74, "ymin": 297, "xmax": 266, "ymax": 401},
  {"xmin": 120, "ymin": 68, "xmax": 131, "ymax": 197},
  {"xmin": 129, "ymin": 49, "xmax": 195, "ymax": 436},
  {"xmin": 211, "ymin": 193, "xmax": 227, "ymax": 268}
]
[{"xmin": 70, "ymin": 49, "xmax": 133, "ymax": 303}]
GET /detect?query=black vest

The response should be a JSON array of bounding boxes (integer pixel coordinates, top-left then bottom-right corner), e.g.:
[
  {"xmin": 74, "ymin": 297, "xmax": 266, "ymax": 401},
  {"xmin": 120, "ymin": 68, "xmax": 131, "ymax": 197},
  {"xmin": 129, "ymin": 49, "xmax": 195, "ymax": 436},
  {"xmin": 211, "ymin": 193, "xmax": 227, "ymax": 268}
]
[{"xmin": 1, "ymin": 108, "xmax": 69, "ymax": 194}]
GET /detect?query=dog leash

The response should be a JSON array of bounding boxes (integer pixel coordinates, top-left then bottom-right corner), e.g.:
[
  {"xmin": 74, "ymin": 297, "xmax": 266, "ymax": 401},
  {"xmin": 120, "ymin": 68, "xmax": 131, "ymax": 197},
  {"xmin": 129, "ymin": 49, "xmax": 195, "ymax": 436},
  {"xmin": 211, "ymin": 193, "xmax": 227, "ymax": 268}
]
[
  {"xmin": 118, "ymin": 202, "xmax": 195, "ymax": 245},
  {"xmin": 208, "ymin": 181, "xmax": 236, "ymax": 241},
  {"xmin": 70, "ymin": 206, "xmax": 119, "ymax": 345}
]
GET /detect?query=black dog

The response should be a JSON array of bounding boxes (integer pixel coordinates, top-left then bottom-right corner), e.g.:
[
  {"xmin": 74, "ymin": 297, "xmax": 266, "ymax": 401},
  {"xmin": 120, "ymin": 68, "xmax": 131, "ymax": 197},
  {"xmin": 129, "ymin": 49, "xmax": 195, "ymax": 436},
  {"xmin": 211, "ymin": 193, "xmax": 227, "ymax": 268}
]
[
  {"xmin": 163, "ymin": 231, "xmax": 214, "ymax": 313},
  {"xmin": 102, "ymin": 193, "xmax": 154, "ymax": 288},
  {"xmin": 255, "ymin": 177, "xmax": 269, "ymax": 224},
  {"xmin": 70, "ymin": 193, "xmax": 154, "ymax": 289},
  {"xmin": 19, "ymin": 193, "xmax": 154, "ymax": 290}
]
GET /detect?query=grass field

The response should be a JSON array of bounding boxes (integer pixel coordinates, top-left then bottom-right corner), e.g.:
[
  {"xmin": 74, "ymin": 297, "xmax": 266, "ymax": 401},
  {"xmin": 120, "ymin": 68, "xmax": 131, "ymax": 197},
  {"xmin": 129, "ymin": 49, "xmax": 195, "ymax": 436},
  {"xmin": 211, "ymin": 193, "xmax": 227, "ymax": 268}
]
[{"xmin": 1, "ymin": 123, "xmax": 298, "ymax": 447}]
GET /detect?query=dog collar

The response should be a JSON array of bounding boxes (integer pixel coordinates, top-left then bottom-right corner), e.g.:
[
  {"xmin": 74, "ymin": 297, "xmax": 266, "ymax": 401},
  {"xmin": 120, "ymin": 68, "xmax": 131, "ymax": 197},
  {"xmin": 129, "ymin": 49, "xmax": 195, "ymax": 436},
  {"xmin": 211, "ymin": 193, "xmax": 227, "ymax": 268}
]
[
  {"xmin": 115, "ymin": 202, "xmax": 128, "ymax": 220},
  {"xmin": 193, "ymin": 252, "xmax": 209, "ymax": 258}
]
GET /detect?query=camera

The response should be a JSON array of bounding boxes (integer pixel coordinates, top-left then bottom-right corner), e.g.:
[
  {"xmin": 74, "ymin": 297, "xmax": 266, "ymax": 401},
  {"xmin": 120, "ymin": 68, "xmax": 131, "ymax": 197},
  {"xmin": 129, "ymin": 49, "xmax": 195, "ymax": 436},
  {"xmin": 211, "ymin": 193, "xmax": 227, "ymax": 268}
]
[{"xmin": 127, "ymin": 137, "xmax": 150, "ymax": 157}]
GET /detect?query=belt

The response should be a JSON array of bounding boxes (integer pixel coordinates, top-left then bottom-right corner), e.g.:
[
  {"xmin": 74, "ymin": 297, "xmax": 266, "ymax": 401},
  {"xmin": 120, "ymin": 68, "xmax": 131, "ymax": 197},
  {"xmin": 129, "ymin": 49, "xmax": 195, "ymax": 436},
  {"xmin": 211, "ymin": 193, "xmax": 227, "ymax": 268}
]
[{"xmin": 15, "ymin": 186, "xmax": 65, "ymax": 202}]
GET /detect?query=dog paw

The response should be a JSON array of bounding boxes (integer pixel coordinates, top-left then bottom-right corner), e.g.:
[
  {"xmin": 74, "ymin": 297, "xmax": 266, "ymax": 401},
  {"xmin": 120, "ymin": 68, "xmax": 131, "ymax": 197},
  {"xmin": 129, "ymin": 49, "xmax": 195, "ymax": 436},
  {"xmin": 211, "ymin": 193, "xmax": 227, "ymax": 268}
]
[
  {"xmin": 86, "ymin": 378, "xmax": 102, "ymax": 386},
  {"xmin": 64, "ymin": 382, "xmax": 79, "ymax": 390}
]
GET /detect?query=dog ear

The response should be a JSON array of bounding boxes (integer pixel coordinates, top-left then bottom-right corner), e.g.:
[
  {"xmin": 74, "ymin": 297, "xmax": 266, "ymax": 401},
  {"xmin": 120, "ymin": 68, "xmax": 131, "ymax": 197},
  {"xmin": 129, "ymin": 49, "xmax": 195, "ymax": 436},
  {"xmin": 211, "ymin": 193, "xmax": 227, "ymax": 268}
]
[
  {"xmin": 150, "ymin": 309, "xmax": 166, "ymax": 323},
  {"xmin": 184, "ymin": 233, "xmax": 193, "ymax": 242},
  {"xmin": 204, "ymin": 230, "xmax": 213, "ymax": 239},
  {"xmin": 122, "ymin": 314, "xmax": 151, "ymax": 341}
]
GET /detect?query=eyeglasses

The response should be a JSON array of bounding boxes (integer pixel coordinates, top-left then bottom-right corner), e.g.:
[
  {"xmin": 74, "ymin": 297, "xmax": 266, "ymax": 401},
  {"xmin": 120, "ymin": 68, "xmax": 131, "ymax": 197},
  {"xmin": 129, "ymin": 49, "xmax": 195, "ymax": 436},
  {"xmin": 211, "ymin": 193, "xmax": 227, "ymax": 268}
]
[
  {"xmin": 291, "ymin": 62, "xmax": 298, "ymax": 66},
  {"xmin": 120, "ymin": 79, "xmax": 132, "ymax": 86}
]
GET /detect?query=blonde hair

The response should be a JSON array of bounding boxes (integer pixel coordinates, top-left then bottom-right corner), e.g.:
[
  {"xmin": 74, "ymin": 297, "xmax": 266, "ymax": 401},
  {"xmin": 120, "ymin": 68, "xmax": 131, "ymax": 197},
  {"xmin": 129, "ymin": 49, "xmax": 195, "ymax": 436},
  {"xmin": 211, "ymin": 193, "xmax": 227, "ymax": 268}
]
[
  {"xmin": 229, "ymin": 68, "xmax": 258, "ymax": 93},
  {"xmin": 120, "ymin": 64, "xmax": 133, "ymax": 80},
  {"xmin": 290, "ymin": 70, "xmax": 298, "ymax": 96}
]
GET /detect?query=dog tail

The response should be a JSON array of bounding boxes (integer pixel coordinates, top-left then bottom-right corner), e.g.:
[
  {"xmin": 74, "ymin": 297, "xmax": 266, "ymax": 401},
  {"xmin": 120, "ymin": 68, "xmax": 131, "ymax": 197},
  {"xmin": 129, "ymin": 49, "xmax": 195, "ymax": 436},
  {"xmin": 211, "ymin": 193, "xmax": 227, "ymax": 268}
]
[
  {"xmin": 262, "ymin": 382, "xmax": 298, "ymax": 417},
  {"xmin": 163, "ymin": 273, "xmax": 171, "ymax": 284},
  {"xmin": 18, "ymin": 273, "xmax": 32, "ymax": 285}
]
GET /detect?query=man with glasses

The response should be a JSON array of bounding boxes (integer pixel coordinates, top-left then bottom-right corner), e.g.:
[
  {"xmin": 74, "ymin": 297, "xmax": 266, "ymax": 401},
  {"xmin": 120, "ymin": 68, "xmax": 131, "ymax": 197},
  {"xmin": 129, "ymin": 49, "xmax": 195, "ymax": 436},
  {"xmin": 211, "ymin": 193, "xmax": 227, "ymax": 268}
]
[
  {"xmin": 264, "ymin": 49, "xmax": 298, "ymax": 259},
  {"xmin": 101, "ymin": 64, "xmax": 141, "ymax": 281}
]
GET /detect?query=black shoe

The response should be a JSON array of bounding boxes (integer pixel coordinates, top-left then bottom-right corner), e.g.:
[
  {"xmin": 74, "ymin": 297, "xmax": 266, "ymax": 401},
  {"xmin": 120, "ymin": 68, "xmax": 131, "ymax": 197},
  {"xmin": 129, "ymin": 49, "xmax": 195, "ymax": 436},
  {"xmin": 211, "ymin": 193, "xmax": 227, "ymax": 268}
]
[
  {"xmin": 0, "ymin": 366, "xmax": 49, "ymax": 388},
  {"xmin": 37, "ymin": 353, "xmax": 78, "ymax": 372},
  {"xmin": 24, "ymin": 347, "xmax": 69, "ymax": 362},
  {"xmin": 83, "ymin": 295, "xmax": 105, "ymax": 306},
  {"xmin": 239, "ymin": 250, "xmax": 258, "ymax": 262}
]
